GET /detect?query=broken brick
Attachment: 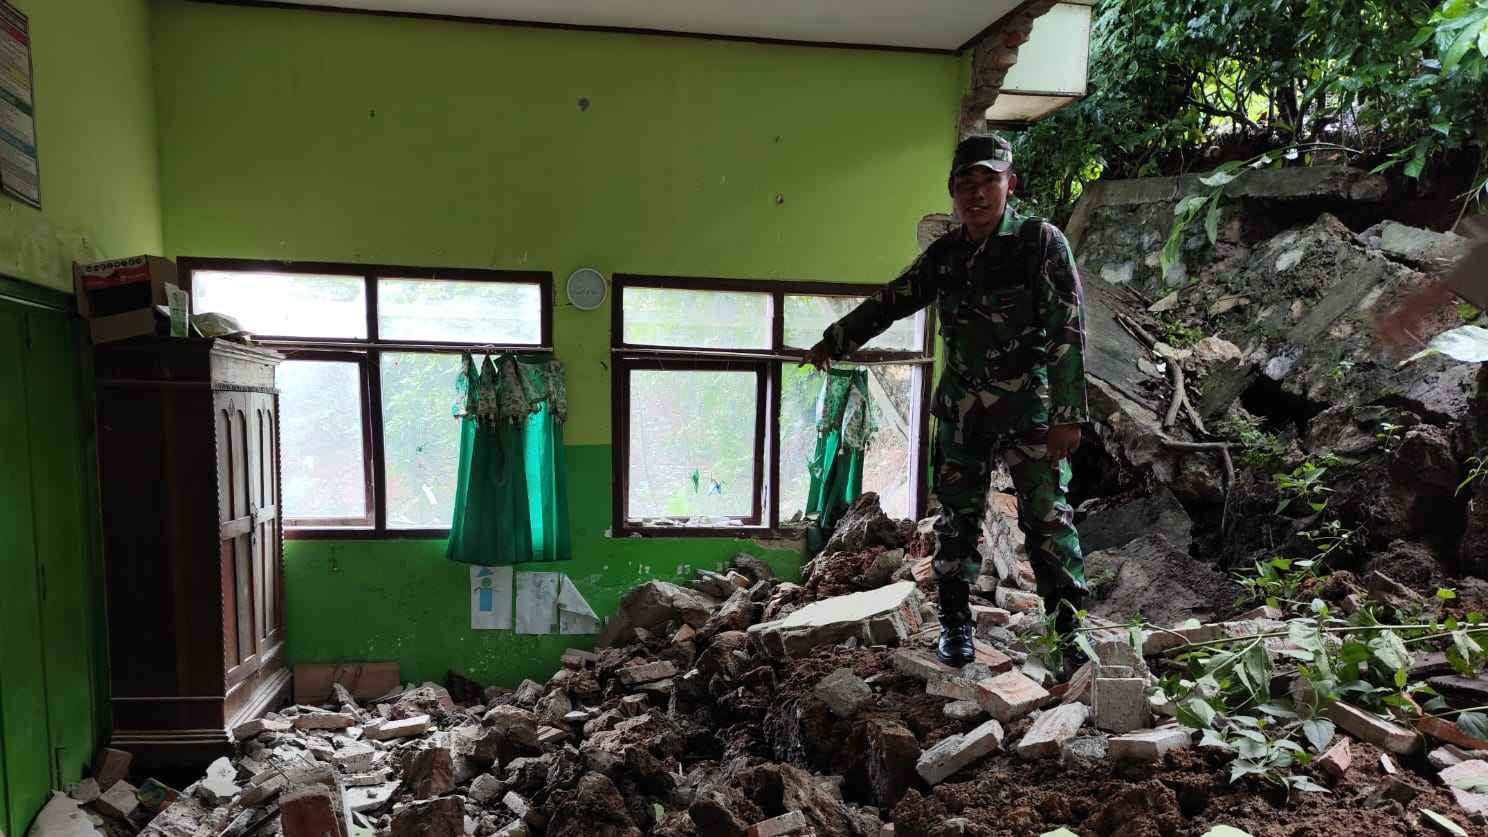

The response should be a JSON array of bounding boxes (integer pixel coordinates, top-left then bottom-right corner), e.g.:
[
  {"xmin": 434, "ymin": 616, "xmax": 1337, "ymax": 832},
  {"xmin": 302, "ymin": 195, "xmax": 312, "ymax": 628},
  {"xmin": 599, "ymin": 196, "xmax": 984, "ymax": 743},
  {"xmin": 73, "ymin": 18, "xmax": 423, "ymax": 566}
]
[
  {"xmin": 95, "ymin": 780, "xmax": 139, "ymax": 819},
  {"xmin": 293, "ymin": 712, "xmax": 355, "ymax": 731},
  {"xmin": 402, "ymin": 747, "xmax": 454, "ymax": 799},
  {"xmin": 1316, "ymin": 738, "xmax": 1352, "ymax": 779},
  {"xmin": 616, "ymin": 660, "xmax": 677, "ymax": 687},
  {"xmin": 1327, "ymin": 701, "xmax": 1420, "ymax": 755},
  {"xmin": 232, "ymin": 717, "xmax": 292, "ymax": 740},
  {"xmin": 1016, "ymin": 704, "xmax": 1089, "ymax": 760},
  {"xmin": 279, "ymin": 786, "xmax": 347, "ymax": 837},
  {"xmin": 915, "ymin": 719, "xmax": 1004, "ymax": 785},
  {"xmin": 975, "ymin": 670, "xmax": 1049, "ymax": 724},
  {"xmin": 560, "ymin": 648, "xmax": 597, "ymax": 669},
  {"xmin": 748, "ymin": 811, "xmax": 808, "ymax": 837},
  {"xmin": 814, "ymin": 669, "xmax": 875, "ymax": 719},
  {"xmin": 866, "ymin": 718, "xmax": 921, "ymax": 808},
  {"xmin": 1094, "ymin": 678, "xmax": 1151, "ymax": 734},
  {"xmin": 93, "ymin": 748, "xmax": 133, "ymax": 791},
  {"xmin": 390, "ymin": 797, "xmax": 462, "ymax": 837}
]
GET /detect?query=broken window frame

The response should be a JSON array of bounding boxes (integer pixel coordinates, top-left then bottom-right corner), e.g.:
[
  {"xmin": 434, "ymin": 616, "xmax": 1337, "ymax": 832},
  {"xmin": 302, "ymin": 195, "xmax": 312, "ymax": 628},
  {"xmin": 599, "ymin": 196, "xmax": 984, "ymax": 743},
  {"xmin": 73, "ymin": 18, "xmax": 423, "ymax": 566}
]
[
  {"xmin": 611, "ymin": 274, "xmax": 936, "ymax": 538},
  {"xmin": 179, "ymin": 257, "xmax": 553, "ymax": 539}
]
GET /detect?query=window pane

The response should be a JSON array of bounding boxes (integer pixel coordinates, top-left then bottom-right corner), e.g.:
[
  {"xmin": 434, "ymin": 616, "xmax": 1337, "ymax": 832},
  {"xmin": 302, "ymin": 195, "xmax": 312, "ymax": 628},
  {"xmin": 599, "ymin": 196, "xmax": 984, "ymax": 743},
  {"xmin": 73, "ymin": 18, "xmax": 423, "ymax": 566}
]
[
  {"xmin": 378, "ymin": 279, "xmax": 542, "ymax": 344},
  {"xmin": 782, "ymin": 294, "xmax": 924, "ymax": 352},
  {"xmin": 380, "ymin": 352, "xmax": 464, "ymax": 529},
  {"xmin": 279, "ymin": 360, "xmax": 366, "ymax": 520},
  {"xmin": 623, "ymin": 287, "xmax": 770, "ymax": 349},
  {"xmin": 778, "ymin": 363, "xmax": 915, "ymax": 522},
  {"xmin": 193, "ymin": 271, "xmax": 367, "ymax": 339},
  {"xmin": 628, "ymin": 369, "xmax": 758, "ymax": 522}
]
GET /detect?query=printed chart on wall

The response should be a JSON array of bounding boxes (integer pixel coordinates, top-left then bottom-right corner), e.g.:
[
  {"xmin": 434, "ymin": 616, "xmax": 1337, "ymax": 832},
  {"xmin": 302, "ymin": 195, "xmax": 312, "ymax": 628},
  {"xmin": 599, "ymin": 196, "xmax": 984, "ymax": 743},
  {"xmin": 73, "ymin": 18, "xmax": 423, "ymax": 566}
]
[{"xmin": 0, "ymin": 1, "xmax": 37, "ymax": 209}]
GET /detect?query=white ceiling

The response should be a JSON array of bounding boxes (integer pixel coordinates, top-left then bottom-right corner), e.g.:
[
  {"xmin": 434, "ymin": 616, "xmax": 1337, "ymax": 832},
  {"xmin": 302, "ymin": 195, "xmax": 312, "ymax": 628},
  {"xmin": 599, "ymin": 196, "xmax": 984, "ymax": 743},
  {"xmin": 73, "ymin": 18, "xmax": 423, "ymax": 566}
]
[{"xmin": 280, "ymin": 0, "xmax": 1025, "ymax": 51}]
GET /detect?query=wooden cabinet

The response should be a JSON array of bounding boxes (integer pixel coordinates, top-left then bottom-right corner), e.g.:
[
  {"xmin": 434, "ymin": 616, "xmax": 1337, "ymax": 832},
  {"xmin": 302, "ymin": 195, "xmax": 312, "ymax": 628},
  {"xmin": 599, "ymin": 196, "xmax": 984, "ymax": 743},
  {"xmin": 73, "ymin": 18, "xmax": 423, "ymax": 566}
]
[{"xmin": 94, "ymin": 339, "xmax": 288, "ymax": 767}]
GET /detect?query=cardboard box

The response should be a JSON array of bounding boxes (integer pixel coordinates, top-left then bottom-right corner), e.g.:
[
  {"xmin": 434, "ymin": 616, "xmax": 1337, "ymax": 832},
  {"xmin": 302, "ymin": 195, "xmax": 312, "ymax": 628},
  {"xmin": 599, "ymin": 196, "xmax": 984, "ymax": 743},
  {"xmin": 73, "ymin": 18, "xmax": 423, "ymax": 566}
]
[
  {"xmin": 73, "ymin": 256, "xmax": 178, "ymax": 344},
  {"xmin": 293, "ymin": 662, "xmax": 401, "ymax": 704}
]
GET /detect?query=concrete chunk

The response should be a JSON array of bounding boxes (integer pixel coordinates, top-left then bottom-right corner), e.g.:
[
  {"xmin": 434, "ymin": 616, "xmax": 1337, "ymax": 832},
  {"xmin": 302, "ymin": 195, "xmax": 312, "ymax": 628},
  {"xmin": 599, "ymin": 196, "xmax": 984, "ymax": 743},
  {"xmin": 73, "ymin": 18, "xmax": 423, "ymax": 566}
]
[
  {"xmin": 560, "ymin": 648, "xmax": 597, "ymax": 668},
  {"xmin": 364, "ymin": 714, "xmax": 431, "ymax": 741},
  {"xmin": 95, "ymin": 780, "xmax": 139, "ymax": 819},
  {"xmin": 814, "ymin": 669, "xmax": 875, "ymax": 719},
  {"xmin": 994, "ymin": 587, "xmax": 1043, "ymax": 615},
  {"xmin": 1110, "ymin": 728, "xmax": 1191, "ymax": 762},
  {"xmin": 749, "ymin": 810, "xmax": 808, "ymax": 837},
  {"xmin": 748, "ymin": 582, "xmax": 924, "ymax": 658},
  {"xmin": 1440, "ymin": 759, "xmax": 1488, "ymax": 788},
  {"xmin": 616, "ymin": 660, "xmax": 677, "ymax": 687},
  {"xmin": 915, "ymin": 720, "xmax": 1004, "ymax": 785},
  {"xmin": 293, "ymin": 712, "xmax": 355, "ymax": 731},
  {"xmin": 390, "ymin": 797, "xmax": 462, "ymax": 837},
  {"xmin": 893, "ymin": 648, "xmax": 955, "ymax": 681},
  {"xmin": 1094, "ymin": 678, "xmax": 1151, "ymax": 734},
  {"xmin": 344, "ymin": 781, "xmax": 400, "ymax": 814},
  {"xmin": 943, "ymin": 701, "xmax": 984, "ymax": 722},
  {"xmin": 30, "ymin": 792, "xmax": 104, "ymax": 837},
  {"xmin": 233, "ymin": 717, "xmax": 292, "ymax": 740},
  {"xmin": 1060, "ymin": 735, "xmax": 1109, "ymax": 770},
  {"xmin": 975, "ymin": 671, "xmax": 1049, "ymax": 724},
  {"xmin": 1016, "ymin": 704, "xmax": 1089, "ymax": 760},
  {"xmin": 1327, "ymin": 701, "xmax": 1421, "ymax": 755},
  {"xmin": 67, "ymin": 778, "xmax": 101, "ymax": 805},
  {"xmin": 971, "ymin": 605, "xmax": 1010, "ymax": 629}
]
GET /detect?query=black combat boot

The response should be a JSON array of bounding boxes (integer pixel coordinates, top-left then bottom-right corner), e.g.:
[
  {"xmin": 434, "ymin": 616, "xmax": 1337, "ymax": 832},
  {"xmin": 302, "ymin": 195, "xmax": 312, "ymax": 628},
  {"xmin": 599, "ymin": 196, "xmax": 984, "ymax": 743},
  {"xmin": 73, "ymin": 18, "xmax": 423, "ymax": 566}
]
[{"xmin": 936, "ymin": 579, "xmax": 976, "ymax": 667}]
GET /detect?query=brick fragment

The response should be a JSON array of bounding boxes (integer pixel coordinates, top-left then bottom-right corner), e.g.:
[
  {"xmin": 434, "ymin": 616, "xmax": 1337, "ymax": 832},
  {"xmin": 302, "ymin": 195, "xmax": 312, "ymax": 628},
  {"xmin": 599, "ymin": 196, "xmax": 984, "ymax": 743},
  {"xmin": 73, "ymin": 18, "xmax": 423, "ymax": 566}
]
[
  {"xmin": 293, "ymin": 712, "xmax": 355, "ymax": 731},
  {"xmin": 1327, "ymin": 701, "xmax": 1420, "ymax": 755},
  {"xmin": 1316, "ymin": 738, "xmax": 1352, "ymax": 779},
  {"xmin": 93, "ymin": 748, "xmax": 133, "ymax": 791},
  {"xmin": 915, "ymin": 720, "xmax": 1004, "ymax": 785},
  {"xmin": 95, "ymin": 780, "xmax": 139, "ymax": 819},
  {"xmin": 975, "ymin": 671, "xmax": 1049, "ymax": 724},
  {"xmin": 748, "ymin": 810, "xmax": 807, "ymax": 837},
  {"xmin": 1110, "ymin": 728, "xmax": 1191, "ymax": 762},
  {"xmin": 1016, "ymin": 704, "xmax": 1089, "ymax": 760},
  {"xmin": 364, "ymin": 714, "xmax": 431, "ymax": 741}
]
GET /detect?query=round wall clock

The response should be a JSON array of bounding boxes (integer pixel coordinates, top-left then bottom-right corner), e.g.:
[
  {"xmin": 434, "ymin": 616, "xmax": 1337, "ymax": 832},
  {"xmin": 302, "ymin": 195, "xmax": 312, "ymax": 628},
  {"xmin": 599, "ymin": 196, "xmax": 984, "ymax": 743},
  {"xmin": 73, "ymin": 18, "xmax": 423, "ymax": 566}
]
[{"xmin": 566, "ymin": 267, "xmax": 608, "ymax": 310}]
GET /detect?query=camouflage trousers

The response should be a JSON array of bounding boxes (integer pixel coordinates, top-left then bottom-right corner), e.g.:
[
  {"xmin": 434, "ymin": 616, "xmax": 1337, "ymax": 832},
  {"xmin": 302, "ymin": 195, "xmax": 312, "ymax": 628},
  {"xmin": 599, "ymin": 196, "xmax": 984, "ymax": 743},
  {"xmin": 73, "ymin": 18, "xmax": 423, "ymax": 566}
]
[{"xmin": 930, "ymin": 418, "xmax": 1088, "ymax": 606}]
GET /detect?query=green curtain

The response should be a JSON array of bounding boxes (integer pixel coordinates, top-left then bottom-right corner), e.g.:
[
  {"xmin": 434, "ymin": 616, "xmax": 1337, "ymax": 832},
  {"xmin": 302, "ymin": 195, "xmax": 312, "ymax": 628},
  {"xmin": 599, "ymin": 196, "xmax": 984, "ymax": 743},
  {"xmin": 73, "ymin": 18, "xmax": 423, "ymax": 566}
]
[
  {"xmin": 447, "ymin": 353, "xmax": 571, "ymax": 566},
  {"xmin": 806, "ymin": 367, "xmax": 875, "ymax": 547}
]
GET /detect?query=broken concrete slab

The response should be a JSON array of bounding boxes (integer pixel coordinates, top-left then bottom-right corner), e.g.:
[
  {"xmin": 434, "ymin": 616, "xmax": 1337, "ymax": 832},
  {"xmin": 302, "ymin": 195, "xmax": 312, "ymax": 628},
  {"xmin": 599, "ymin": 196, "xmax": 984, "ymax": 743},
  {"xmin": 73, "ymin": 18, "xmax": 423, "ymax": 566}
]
[
  {"xmin": 1094, "ymin": 677, "xmax": 1151, "ymax": 734},
  {"xmin": 194, "ymin": 757, "xmax": 241, "ymax": 806},
  {"xmin": 345, "ymin": 781, "xmax": 400, "ymax": 814},
  {"xmin": 1327, "ymin": 701, "xmax": 1421, "ymax": 755},
  {"xmin": 598, "ymin": 580, "xmax": 720, "ymax": 647},
  {"xmin": 1110, "ymin": 728, "xmax": 1192, "ymax": 762},
  {"xmin": 814, "ymin": 669, "xmax": 875, "ymax": 719},
  {"xmin": 1439, "ymin": 759, "xmax": 1488, "ymax": 788},
  {"xmin": 1017, "ymin": 704, "xmax": 1090, "ymax": 760},
  {"xmin": 293, "ymin": 712, "xmax": 355, "ymax": 731},
  {"xmin": 975, "ymin": 671, "xmax": 1049, "ymax": 724},
  {"xmin": 748, "ymin": 582, "xmax": 925, "ymax": 658},
  {"xmin": 31, "ymin": 791, "xmax": 104, "ymax": 837},
  {"xmin": 915, "ymin": 719, "xmax": 1004, "ymax": 785},
  {"xmin": 1084, "ymin": 536, "xmax": 1237, "ymax": 627},
  {"xmin": 943, "ymin": 700, "xmax": 983, "ymax": 722},
  {"xmin": 67, "ymin": 778, "xmax": 100, "ymax": 805}
]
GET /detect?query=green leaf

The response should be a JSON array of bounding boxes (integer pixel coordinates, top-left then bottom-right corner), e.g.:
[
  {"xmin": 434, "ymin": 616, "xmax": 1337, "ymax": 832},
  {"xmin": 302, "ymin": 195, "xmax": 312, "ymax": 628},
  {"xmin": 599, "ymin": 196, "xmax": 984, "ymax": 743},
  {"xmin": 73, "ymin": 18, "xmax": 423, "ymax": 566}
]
[
  {"xmin": 1258, "ymin": 703, "xmax": 1298, "ymax": 720},
  {"xmin": 1369, "ymin": 630, "xmax": 1410, "ymax": 673},
  {"xmin": 1439, "ymin": 587, "xmax": 1459, "ymax": 601},
  {"xmin": 1179, "ymin": 697, "xmax": 1217, "ymax": 730},
  {"xmin": 1456, "ymin": 710, "xmax": 1488, "ymax": 740},
  {"xmin": 1287, "ymin": 775, "xmax": 1330, "ymax": 793},
  {"xmin": 1174, "ymin": 194, "xmax": 1210, "ymax": 216},
  {"xmin": 1421, "ymin": 809, "xmax": 1468, "ymax": 837},
  {"xmin": 1205, "ymin": 196, "xmax": 1222, "ymax": 244},
  {"xmin": 1432, "ymin": 121, "xmax": 1453, "ymax": 136},
  {"xmin": 1302, "ymin": 718, "xmax": 1335, "ymax": 752},
  {"xmin": 1443, "ymin": 10, "xmax": 1488, "ymax": 73},
  {"xmin": 1200, "ymin": 729, "xmax": 1233, "ymax": 750},
  {"xmin": 1200, "ymin": 169, "xmax": 1242, "ymax": 188},
  {"xmin": 1408, "ymin": 23, "xmax": 1437, "ymax": 49}
]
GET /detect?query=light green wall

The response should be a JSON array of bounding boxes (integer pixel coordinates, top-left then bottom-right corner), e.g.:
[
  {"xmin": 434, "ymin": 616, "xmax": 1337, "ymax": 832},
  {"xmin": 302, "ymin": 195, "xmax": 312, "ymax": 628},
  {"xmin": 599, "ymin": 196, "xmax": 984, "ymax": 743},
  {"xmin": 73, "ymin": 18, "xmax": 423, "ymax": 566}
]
[
  {"xmin": 152, "ymin": 0, "xmax": 960, "ymax": 687},
  {"xmin": 1, "ymin": 1, "xmax": 160, "ymax": 832},
  {"xmin": 0, "ymin": 0, "xmax": 163, "ymax": 291}
]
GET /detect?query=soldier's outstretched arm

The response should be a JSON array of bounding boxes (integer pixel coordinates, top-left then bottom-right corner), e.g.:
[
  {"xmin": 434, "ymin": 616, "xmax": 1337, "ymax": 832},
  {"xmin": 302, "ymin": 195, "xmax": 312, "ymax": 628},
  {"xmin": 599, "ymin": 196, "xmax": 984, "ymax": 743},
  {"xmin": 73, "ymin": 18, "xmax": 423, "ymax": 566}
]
[{"xmin": 806, "ymin": 249, "xmax": 940, "ymax": 369}]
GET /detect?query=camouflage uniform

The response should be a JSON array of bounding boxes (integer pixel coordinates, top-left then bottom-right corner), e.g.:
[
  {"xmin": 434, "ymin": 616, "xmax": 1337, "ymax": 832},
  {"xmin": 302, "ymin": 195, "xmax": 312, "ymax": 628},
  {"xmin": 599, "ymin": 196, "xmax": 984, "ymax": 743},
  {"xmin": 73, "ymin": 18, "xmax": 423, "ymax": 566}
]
[{"xmin": 822, "ymin": 207, "xmax": 1090, "ymax": 612}]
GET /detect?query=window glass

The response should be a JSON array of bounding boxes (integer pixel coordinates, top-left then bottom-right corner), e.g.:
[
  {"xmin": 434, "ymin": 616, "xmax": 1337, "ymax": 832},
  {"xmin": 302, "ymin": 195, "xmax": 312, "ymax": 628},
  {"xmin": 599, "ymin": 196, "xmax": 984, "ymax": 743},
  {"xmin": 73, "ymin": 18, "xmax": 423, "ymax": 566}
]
[
  {"xmin": 782, "ymin": 294, "xmax": 923, "ymax": 351},
  {"xmin": 622, "ymin": 287, "xmax": 771, "ymax": 349},
  {"xmin": 193, "ymin": 271, "xmax": 367, "ymax": 339},
  {"xmin": 778, "ymin": 363, "xmax": 914, "ymax": 522},
  {"xmin": 380, "ymin": 352, "xmax": 465, "ymax": 529},
  {"xmin": 628, "ymin": 369, "xmax": 758, "ymax": 521},
  {"xmin": 378, "ymin": 278, "xmax": 542, "ymax": 344},
  {"xmin": 279, "ymin": 360, "xmax": 366, "ymax": 520}
]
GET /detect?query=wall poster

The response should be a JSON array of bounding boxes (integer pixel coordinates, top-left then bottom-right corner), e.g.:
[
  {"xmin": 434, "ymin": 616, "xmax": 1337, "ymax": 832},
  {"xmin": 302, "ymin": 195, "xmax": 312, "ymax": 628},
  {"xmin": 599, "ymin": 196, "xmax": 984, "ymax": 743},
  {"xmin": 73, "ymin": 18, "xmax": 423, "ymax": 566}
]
[{"xmin": 0, "ymin": 2, "xmax": 38, "ymax": 209}]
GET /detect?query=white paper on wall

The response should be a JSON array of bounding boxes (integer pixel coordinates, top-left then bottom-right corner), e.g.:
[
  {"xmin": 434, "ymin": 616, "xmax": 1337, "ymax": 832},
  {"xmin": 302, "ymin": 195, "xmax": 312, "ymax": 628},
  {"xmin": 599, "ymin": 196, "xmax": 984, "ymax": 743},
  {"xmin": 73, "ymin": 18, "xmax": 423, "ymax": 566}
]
[
  {"xmin": 470, "ymin": 566, "xmax": 513, "ymax": 630},
  {"xmin": 557, "ymin": 575, "xmax": 600, "ymax": 635},
  {"xmin": 514, "ymin": 572, "xmax": 561, "ymax": 634}
]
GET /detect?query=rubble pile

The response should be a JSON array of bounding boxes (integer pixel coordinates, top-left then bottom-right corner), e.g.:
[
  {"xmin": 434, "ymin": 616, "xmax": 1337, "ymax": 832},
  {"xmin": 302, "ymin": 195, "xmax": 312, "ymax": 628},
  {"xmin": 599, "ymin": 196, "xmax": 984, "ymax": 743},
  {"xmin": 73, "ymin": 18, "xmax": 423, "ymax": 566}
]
[{"xmin": 36, "ymin": 489, "xmax": 1487, "ymax": 837}]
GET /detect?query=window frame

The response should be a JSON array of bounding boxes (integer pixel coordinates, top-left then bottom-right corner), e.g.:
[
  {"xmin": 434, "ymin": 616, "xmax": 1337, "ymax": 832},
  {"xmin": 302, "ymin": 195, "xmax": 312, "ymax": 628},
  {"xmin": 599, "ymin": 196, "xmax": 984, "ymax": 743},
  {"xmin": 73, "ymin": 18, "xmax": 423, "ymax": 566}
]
[
  {"xmin": 179, "ymin": 257, "xmax": 553, "ymax": 539},
  {"xmin": 611, "ymin": 274, "xmax": 936, "ymax": 538}
]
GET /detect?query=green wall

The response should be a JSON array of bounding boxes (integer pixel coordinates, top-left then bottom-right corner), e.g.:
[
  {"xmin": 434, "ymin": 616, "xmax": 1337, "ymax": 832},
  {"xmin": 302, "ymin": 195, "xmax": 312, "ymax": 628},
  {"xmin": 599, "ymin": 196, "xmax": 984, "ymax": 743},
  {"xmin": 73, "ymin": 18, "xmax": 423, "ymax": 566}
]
[
  {"xmin": 152, "ymin": 0, "xmax": 961, "ymax": 687},
  {"xmin": 0, "ymin": 0, "xmax": 163, "ymax": 292},
  {"xmin": 0, "ymin": 1, "xmax": 162, "ymax": 833}
]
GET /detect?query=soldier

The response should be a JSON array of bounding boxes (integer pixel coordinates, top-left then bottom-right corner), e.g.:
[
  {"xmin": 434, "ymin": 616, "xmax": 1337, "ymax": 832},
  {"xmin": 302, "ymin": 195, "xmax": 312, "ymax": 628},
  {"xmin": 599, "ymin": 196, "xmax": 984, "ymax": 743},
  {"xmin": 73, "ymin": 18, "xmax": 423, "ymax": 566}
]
[{"xmin": 803, "ymin": 133, "xmax": 1090, "ymax": 666}]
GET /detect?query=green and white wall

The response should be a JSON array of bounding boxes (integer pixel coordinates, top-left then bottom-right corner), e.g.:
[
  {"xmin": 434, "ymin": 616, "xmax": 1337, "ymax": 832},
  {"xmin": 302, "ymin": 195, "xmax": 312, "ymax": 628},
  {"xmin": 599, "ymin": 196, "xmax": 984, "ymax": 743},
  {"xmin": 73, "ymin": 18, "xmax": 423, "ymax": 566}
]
[
  {"xmin": 0, "ymin": 1, "xmax": 162, "ymax": 834},
  {"xmin": 3, "ymin": 0, "xmax": 960, "ymax": 829}
]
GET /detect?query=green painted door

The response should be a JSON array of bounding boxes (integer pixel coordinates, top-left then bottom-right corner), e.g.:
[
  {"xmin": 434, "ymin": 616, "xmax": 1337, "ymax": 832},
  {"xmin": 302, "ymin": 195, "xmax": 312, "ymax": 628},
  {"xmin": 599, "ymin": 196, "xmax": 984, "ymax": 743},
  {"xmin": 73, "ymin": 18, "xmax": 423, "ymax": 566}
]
[
  {"xmin": 24, "ymin": 309, "xmax": 97, "ymax": 792},
  {"xmin": 0, "ymin": 304, "xmax": 50, "ymax": 837}
]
